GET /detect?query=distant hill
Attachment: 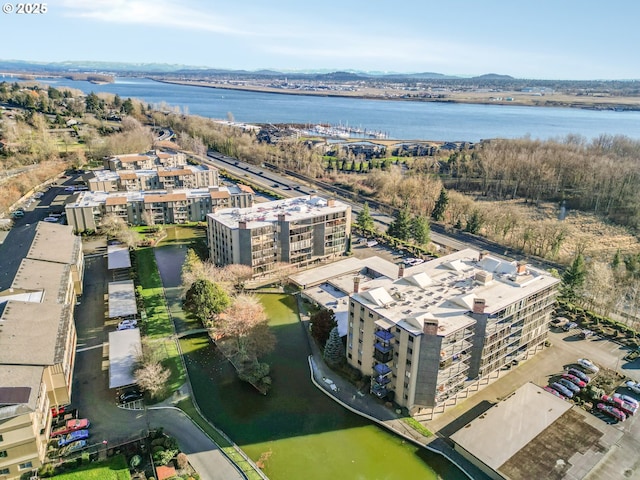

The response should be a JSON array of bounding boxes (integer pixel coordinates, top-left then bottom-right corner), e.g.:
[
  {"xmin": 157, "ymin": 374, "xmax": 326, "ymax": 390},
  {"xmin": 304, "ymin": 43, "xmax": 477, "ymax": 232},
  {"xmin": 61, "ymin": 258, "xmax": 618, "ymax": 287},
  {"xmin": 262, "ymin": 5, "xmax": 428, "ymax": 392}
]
[{"xmin": 472, "ymin": 73, "xmax": 515, "ymax": 81}]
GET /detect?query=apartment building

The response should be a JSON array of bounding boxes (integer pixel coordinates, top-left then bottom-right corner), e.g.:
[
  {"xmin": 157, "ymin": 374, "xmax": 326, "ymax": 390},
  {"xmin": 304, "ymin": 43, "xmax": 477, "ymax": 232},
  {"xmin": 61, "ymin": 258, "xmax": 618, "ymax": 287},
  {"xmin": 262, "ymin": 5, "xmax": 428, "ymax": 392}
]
[
  {"xmin": 0, "ymin": 366, "xmax": 50, "ymax": 479},
  {"xmin": 207, "ymin": 195, "xmax": 351, "ymax": 276},
  {"xmin": 103, "ymin": 150, "xmax": 187, "ymax": 171},
  {"xmin": 346, "ymin": 249, "xmax": 559, "ymax": 411},
  {"xmin": 65, "ymin": 186, "xmax": 254, "ymax": 233},
  {"xmin": 87, "ymin": 164, "xmax": 219, "ymax": 192}
]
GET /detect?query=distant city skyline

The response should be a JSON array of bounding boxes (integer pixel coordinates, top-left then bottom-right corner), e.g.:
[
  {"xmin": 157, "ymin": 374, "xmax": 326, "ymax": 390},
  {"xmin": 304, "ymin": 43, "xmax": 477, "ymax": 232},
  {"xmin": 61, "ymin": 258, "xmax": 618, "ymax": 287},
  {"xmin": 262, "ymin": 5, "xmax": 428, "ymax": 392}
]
[{"xmin": 3, "ymin": 0, "xmax": 639, "ymax": 80}]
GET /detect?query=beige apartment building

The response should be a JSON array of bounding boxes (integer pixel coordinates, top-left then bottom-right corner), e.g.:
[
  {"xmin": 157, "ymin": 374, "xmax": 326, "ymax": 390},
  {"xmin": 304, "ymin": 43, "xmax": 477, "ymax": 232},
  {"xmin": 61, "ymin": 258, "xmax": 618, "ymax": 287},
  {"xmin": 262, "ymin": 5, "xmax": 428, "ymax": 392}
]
[
  {"xmin": 88, "ymin": 164, "xmax": 219, "ymax": 192},
  {"xmin": 0, "ymin": 366, "xmax": 51, "ymax": 479},
  {"xmin": 103, "ymin": 150, "xmax": 187, "ymax": 171},
  {"xmin": 346, "ymin": 249, "xmax": 559, "ymax": 411},
  {"xmin": 66, "ymin": 186, "xmax": 254, "ymax": 233},
  {"xmin": 208, "ymin": 195, "xmax": 351, "ymax": 276}
]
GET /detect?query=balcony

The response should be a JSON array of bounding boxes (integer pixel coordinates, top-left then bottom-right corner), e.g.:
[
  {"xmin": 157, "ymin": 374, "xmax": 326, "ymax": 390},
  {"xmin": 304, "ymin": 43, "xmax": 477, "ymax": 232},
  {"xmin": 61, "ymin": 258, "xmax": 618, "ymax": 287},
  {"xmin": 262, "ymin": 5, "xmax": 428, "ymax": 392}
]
[
  {"xmin": 375, "ymin": 330, "xmax": 394, "ymax": 342},
  {"xmin": 374, "ymin": 343, "xmax": 393, "ymax": 363},
  {"xmin": 373, "ymin": 363, "xmax": 392, "ymax": 377},
  {"xmin": 373, "ymin": 375, "xmax": 391, "ymax": 385},
  {"xmin": 370, "ymin": 383, "xmax": 389, "ymax": 399}
]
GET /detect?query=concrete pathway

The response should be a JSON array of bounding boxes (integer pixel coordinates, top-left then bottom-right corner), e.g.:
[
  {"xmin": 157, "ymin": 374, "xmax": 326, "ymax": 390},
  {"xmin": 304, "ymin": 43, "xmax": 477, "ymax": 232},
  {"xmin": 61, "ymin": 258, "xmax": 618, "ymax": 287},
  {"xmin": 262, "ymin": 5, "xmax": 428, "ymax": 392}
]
[{"xmin": 148, "ymin": 407, "xmax": 245, "ymax": 480}]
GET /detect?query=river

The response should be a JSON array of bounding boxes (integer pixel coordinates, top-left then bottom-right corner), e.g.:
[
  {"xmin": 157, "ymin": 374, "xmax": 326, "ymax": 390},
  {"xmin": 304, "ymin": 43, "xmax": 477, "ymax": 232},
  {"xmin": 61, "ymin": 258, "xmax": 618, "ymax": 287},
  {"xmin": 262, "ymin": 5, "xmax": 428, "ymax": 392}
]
[{"xmin": 18, "ymin": 76, "xmax": 640, "ymax": 142}]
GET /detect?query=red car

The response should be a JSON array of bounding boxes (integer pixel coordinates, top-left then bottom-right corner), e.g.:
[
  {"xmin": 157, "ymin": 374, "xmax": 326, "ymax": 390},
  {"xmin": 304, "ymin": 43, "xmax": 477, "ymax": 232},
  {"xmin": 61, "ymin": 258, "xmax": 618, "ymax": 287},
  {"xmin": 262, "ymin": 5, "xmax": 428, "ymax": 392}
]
[
  {"xmin": 51, "ymin": 418, "xmax": 90, "ymax": 437},
  {"xmin": 562, "ymin": 373, "xmax": 587, "ymax": 388},
  {"xmin": 51, "ymin": 405, "xmax": 67, "ymax": 418},
  {"xmin": 543, "ymin": 386, "xmax": 566, "ymax": 400},
  {"xmin": 597, "ymin": 403, "xmax": 626, "ymax": 422}
]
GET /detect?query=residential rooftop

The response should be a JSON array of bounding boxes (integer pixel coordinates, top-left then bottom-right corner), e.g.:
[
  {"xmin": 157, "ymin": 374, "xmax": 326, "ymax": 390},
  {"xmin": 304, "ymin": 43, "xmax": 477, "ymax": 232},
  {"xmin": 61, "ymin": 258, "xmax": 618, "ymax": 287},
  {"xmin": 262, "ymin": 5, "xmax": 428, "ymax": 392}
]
[
  {"xmin": 26, "ymin": 221, "xmax": 81, "ymax": 266},
  {"xmin": 66, "ymin": 185, "xmax": 251, "ymax": 208},
  {"xmin": 108, "ymin": 280, "xmax": 137, "ymax": 318},
  {"xmin": 348, "ymin": 248, "xmax": 559, "ymax": 337},
  {"xmin": 0, "ymin": 301, "xmax": 71, "ymax": 365},
  {"xmin": 0, "ymin": 365, "xmax": 44, "ymax": 420},
  {"xmin": 209, "ymin": 195, "xmax": 349, "ymax": 229},
  {"xmin": 10, "ymin": 258, "xmax": 71, "ymax": 305},
  {"xmin": 91, "ymin": 164, "xmax": 213, "ymax": 183},
  {"xmin": 107, "ymin": 245, "xmax": 131, "ymax": 270}
]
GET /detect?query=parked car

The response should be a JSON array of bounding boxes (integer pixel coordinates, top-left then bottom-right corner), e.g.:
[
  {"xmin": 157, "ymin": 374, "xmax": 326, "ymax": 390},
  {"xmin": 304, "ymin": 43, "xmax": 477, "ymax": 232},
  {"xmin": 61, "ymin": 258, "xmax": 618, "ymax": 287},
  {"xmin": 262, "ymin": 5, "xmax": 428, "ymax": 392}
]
[
  {"xmin": 614, "ymin": 393, "xmax": 639, "ymax": 408},
  {"xmin": 577, "ymin": 358, "xmax": 600, "ymax": 373},
  {"xmin": 51, "ymin": 405, "xmax": 68, "ymax": 418},
  {"xmin": 625, "ymin": 380, "xmax": 640, "ymax": 395},
  {"xmin": 579, "ymin": 329, "xmax": 594, "ymax": 339},
  {"xmin": 51, "ymin": 418, "xmax": 90, "ymax": 437},
  {"xmin": 568, "ymin": 368, "xmax": 591, "ymax": 383},
  {"xmin": 59, "ymin": 439, "xmax": 88, "ymax": 457},
  {"xmin": 563, "ymin": 321, "xmax": 578, "ymax": 332},
  {"xmin": 119, "ymin": 387, "xmax": 143, "ymax": 404},
  {"xmin": 117, "ymin": 319, "xmax": 138, "ymax": 331},
  {"xmin": 543, "ymin": 386, "xmax": 566, "ymax": 400},
  {"xmin": 603, "ymin": 395, "xmax": 638, "ymax": 416},
  {"xmin": 550, "ymin": 317, "xmax": 567, "ymax": 327},
  {"xmin": 562, "ymin": 373, "xmax": 587, "ymax": 388},
  {"xmin": 597, "ymin": 403, "xmax": 626, "ymax": 422},
  {"xmin": 559, "ymin": 378, "xmax": 581, "ymax": 394},
  {"xmin": 550, "ymin": 382, "xmax": 574, "ymax": 398},
  {"xmin": 11, "ymin": 210, "xmax": 25, "ymax": 218},
  {"xmin": 43, "ymin": 216, "xmax": 59, "ymax": 223},
  {"xmin": 58, "ymin": 429, "xmax": 89, "ymax": 447},
  {"xmin": 34, "ymin": 192, "xmax": 44, "ymax": 199}
]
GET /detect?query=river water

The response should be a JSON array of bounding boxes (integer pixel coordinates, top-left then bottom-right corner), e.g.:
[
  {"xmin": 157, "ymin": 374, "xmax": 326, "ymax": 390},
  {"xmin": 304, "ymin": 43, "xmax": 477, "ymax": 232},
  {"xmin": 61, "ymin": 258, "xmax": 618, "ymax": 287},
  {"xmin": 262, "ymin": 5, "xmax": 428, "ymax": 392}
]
[{"xmin": 21, "ymin": 76, "xmax": 640, "ymax": 142}]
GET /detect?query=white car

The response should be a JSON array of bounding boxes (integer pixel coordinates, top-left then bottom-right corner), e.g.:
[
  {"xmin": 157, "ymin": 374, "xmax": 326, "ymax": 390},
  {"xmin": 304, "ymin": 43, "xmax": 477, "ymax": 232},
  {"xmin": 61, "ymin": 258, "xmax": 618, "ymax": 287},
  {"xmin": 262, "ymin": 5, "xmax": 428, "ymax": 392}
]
[
  {"xmin": 614, "ymin": 392, "xmax": 639, "ymax": 408},
  {"xmin": 577, "ymin": 358, "xmax": 600, "ymax": 373},
  {"xmin": 117, "ymin": 320, "xmax": 138, "ymax": 331},
  {"xmin": 626, "ymin": 381, "xmax": 640, "ymax": 395},
  {"xmin": 43, "ymin": 216, "xmax": 59, "ymax": 223}
]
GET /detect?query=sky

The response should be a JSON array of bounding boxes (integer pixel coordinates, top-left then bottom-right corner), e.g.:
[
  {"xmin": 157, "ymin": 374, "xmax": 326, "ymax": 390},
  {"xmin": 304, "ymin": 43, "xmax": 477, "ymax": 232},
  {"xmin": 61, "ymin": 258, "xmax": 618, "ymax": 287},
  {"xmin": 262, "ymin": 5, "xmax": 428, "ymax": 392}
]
[{"xmin": 2, "ymin": 0, "xmax": 639, "ymax": 80}]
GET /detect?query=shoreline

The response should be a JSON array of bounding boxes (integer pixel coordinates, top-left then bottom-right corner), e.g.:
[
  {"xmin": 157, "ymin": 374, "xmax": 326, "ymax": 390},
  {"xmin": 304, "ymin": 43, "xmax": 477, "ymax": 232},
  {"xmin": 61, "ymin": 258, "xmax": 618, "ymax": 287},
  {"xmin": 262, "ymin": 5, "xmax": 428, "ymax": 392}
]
[{"xmin": 152, "ymin": 78, "xmax": 640, "ymax": 112}]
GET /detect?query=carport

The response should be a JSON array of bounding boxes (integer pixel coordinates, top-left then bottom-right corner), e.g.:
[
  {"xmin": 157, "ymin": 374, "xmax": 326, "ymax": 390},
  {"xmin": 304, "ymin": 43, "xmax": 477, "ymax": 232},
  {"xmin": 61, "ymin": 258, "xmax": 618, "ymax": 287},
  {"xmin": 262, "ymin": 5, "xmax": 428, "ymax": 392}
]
[
  {"xmin": 108, "ymin": 280, "xmax": 137, "ymax": 319},
  {"xmin": 108, "ymin": 328, "xmax": 141, "ymax": 389},
  {"xmin": 107, "ymin": 245, "xmax": 131, "ymax": 270}
]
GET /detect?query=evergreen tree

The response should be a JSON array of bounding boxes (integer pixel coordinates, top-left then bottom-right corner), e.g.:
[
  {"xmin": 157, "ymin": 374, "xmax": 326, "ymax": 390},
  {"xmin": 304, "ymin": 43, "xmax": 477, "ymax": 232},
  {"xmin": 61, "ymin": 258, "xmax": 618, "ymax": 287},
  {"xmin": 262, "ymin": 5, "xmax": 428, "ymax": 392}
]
[
  {"xmin": 432, "ymin": 188, "xmax": 449, "ymax": 221},
  {"xmin": 323, "ymin": 326, "xmax": 345, "ymax": 367},
  {"xmin": 184, "ymin": 279, "xmax": 231, "ymax": 326},
  {"xmin": 310, "ymin": 309, "xmax": 337, "ymax": 347},
  {"xmin": 465, "ymin": 210, "xmax": 483, "ymax": 234},
  {"xmin": 388, "ymin": 205, "xmax": 412, "ymax": 241},
  {"xmin": 356, "ymin": 202, "xmax": 375, "ymax": 231},
  {"xmin": 411, "ymin": 215, "xmax": 431, "ymax": 245},
  {"xmin": 562, "ymin": 253, "xmax": 586, "ymax": 300},
  {"xmin": 122, "ymin": 98, "xmax": 135, "ymax": 114}
]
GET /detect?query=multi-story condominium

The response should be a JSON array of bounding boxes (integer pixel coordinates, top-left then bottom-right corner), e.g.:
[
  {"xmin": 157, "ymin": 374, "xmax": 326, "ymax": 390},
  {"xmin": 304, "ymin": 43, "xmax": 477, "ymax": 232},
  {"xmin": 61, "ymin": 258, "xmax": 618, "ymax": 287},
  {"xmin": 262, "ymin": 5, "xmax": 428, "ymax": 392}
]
[
  {"xmin": 346, "ymin": 249, "xmax": 559, "ymax": 411},
  {"xmin": 208, "ymin": 195, "xmax": 351, "ymax": 276},
  {"xmin": 0, "ymin": 366, "xmax": 51, "ymax": 479},
  {"xmin": 103, "ymin": 150, "xmax": 187, "ymax": 171},
  {"xmin": 87, "ymin": 165, "xmax": 219, "ymax": 192},
  {"xmin": 65, "ymin": 186, "xmax": 254, "ymax": 233}
]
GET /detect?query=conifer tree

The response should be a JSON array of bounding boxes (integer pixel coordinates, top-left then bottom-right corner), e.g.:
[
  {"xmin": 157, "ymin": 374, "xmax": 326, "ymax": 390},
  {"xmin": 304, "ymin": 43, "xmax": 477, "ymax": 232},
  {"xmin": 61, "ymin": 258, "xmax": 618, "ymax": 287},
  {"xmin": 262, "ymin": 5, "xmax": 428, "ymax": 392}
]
[{"xmin": 323, "ymin": 327, "xmax": 345, "ymax": 366}]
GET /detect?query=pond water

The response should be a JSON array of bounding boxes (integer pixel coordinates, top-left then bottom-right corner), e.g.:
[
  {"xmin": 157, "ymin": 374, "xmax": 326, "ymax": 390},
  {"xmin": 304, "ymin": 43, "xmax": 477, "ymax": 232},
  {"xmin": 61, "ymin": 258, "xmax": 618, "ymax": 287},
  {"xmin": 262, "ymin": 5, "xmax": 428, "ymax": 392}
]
[{"xmin": 154, "ymin": 244, "xmax": 465, "ymax": 479}]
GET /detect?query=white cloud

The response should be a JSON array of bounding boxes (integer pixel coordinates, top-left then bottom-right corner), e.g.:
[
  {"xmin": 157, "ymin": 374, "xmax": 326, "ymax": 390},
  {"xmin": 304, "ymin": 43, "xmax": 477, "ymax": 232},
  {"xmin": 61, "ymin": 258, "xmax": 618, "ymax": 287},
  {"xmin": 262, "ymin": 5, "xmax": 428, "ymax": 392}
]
[{"xmin": 60, "ymin": 0, "xmax": 249, "ymax": 35}]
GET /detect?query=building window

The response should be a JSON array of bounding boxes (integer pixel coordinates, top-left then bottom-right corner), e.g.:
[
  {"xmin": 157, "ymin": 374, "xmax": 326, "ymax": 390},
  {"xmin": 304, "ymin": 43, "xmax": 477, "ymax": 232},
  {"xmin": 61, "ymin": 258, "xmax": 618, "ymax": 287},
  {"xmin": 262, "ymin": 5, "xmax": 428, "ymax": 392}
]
[
  {"xmin": 357, "ymin": 360, "xmax": 362, "ymax": 365},
  {"xmin": 408, "ymin": 348, "xmax": 413, "ymax": 355},
  {"xmin": 0, "ymin": 450, "xmax": 7, "ymax": 457},
  {"xmin": 408, "ymin": 336, "xmax": 414, "ymax": 343},
  {"xmin": 18, "ymin": 462, "xmax": 33, "ymax": 470},
  {"xmin": 0, "ymin": 468, "xmax": 9, "ymax": 475},
  {"xmin": 348, "ymin": 353, "xmax": 352, "ymax": 359},
  {"xmin": 0, "ymin": 434, "xmax": 3, "ymax": 442}
]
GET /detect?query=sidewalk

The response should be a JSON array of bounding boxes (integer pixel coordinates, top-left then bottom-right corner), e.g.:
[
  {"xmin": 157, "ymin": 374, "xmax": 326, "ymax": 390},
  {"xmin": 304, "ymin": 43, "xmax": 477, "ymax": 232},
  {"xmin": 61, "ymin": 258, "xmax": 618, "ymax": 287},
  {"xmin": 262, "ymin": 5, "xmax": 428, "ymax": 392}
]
[{"xmin": 296, "ymin": 296, "xmax": 489, "ymax": 480}]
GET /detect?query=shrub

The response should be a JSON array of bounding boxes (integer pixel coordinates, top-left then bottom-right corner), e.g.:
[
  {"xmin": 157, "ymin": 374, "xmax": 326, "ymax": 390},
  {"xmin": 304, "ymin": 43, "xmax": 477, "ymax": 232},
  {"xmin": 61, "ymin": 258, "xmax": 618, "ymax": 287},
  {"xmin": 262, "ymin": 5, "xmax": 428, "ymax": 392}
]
[
  {"xmin": 152, "ymin": 445, "xmax": 165, "ymax": 454},
  {"xmin": 176, "ymin": 452, "xmax": 188, "ymax": 469}
]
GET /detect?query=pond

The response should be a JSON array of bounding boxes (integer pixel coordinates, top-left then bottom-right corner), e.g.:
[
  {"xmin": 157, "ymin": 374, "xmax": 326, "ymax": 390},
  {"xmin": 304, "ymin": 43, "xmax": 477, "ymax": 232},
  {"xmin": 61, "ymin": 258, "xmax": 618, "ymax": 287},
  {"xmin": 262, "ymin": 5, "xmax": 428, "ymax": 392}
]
[{"xmin": 155, "ymin": 244, "xmax": 465, "ymax": 479}]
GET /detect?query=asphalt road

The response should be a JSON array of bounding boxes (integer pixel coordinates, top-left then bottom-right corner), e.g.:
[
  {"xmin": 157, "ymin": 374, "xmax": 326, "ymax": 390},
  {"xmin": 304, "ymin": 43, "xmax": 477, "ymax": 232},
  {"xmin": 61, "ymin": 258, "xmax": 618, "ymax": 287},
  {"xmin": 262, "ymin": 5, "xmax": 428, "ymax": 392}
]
[{"xmin": 0, "ymin": 174, "xmax": 80, "ymax": 290}]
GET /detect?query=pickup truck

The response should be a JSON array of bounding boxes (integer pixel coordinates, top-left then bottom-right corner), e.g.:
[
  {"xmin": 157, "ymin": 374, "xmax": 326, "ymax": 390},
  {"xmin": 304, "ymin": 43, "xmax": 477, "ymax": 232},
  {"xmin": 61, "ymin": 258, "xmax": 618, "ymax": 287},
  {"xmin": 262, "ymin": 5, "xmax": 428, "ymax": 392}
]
[{"xmin": 624, "ymin": 347, "xmax": 640, "ymax": 362}]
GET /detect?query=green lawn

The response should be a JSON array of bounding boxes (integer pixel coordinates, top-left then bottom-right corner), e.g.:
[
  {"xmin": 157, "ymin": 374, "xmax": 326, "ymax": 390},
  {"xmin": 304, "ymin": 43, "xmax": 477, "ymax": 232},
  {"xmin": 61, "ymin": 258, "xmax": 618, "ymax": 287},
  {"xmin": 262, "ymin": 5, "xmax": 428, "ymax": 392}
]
[
  {"xmin": 51, "ymin": 454, "xmax": 130, "ymax": 480},
  {"xmin": 134, "ymin": 248, "xmax": 186, "ymax": 396}
]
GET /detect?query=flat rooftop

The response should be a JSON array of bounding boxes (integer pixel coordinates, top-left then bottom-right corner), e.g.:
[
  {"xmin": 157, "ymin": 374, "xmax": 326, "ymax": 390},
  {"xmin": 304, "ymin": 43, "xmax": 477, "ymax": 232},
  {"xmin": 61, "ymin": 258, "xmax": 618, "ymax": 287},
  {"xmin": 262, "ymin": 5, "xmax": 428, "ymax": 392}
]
[
  {"xmin": 0, "ymin": 365, "xmax": 44, "ymax": 420},
  {"xmin": 108, "ymin": 280, "xmax": 137, "ymax": 318},
  {"xmin": 91, "ymin": 164, "xmax": 213, "ymax": 182},
  {"xmin": 27, "ymin": 221, "xmax": 81, "ymax": 266},
  {"xmin": 0, "ymin": 301, "xmax": 70, "ymax": 365},
  {"xmin": 107, "ymin": 245, "xmax": 131, "ymax": 270},
  {"xmin": 351, "ymin": 248, "xmax": 560, "ymax": 337},
  {"xmin": 450, "ymin": 383, "xmax": 571, "ymax": 470},
  {"xmin": 67, "ymin": 186, "xmax": 244, "ymax": 208},
  {"xmin": 109, "ymin": 328, "xmax": 141, "ymax": 389},
  {"xmin": 11, "ymin": 258, "xmax": 71, "ymax": 305},
  {"xmin": 208, "ymin": 195, "xmax": 349, "ymax": 229}
]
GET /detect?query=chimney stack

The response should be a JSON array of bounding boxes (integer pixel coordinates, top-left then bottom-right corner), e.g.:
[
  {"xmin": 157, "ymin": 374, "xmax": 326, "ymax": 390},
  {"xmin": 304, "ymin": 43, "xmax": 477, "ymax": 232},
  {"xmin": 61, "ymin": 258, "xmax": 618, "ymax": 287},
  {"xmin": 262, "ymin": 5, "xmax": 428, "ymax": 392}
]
[
  {"xmin": 353, "ymin": 276, "xmax": 361, "ymax": 293},
  {"xmin": 473, "ymin": 298, "xmax": 486, "ymax": 314},
  {"xmin": 238, "ymin": 220, "xmax": 247, "ymax": 229},
  {"xmin": 423, "ymin": 319, "xmax": 439, "ymax": 336},
  {"xmin": 277, "ymin": 213, "xmax": 286, "ymax": 222},
  {"xmin": 398, "ymin": 262, "xmax": 405, "ymax": 278},
  {"xmin": 327, "ymin": 198, "xmax": 336, "ymax": 207},
  {"xmin": 517, "ymin": 261, "xmax": 527, "ymax": 274},
  {"xmin": 478, "ymin": 250, "xmax": 489, "ymax": 262}
]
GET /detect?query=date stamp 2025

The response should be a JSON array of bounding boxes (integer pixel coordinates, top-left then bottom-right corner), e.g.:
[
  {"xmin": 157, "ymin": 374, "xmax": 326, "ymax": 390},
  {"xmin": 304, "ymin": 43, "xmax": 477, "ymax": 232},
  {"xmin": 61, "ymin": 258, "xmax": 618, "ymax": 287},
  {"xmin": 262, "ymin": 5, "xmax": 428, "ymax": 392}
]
[{"xmin": 2, "ymin": 3, "xmax": 47, "ymax": 14}]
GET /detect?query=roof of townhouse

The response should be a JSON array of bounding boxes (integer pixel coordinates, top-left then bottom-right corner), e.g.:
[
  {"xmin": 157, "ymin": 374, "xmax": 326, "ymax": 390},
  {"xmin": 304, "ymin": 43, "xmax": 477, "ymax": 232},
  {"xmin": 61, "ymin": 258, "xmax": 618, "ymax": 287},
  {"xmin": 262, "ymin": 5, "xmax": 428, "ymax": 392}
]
[
  {"xmin": 0, "ymin": 366, "xmax": 45, "ymax": 420},
  {"xmin": 237, "ymin": 184, "xmax": 255, "ymax": 194},
  {"xmin": 26, "ymin": 222, "xmax": 81, "ymax": 266},
  {"xmin": 208, "ymin": 195, "xmax": 349, "ymax": 229},
  {"xmin": 0, "ymin": 301, "xmax": 72, "ymax": 365},
  {"xmin": 113, "ymin": 153, "xmax": 153, "ymax": 163},
  {"xmin": 105, "ymin": 196, "xmax": 129, "ymax": 206},
  {"xmin": 157, "ymin": 168, "xmax": 193, "ymax": 177},
  {"xmin": 117, "ymin": 171, "xmax": 140, "ymax": 180},
  {"xmin": 350, "ymin": 248, "xmax": 560, "ymax": 337},
  {"xmin": 210, "ymin": 190, "xmax": 231, "ymax": 199},
  {"xmin": 144, "ymin": 193, "xmax": 188, "ymax": 203},
  {"xmin": 10, "ymin": 258, "xmax": 71, "ymax": 305}
]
